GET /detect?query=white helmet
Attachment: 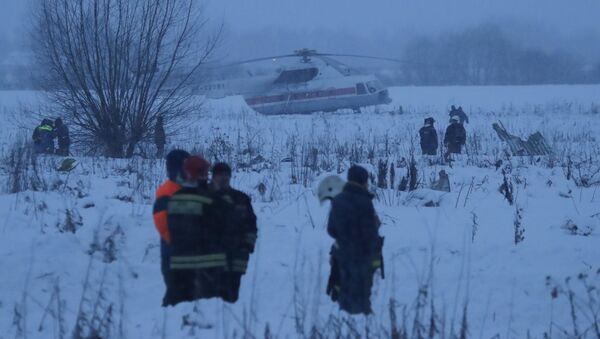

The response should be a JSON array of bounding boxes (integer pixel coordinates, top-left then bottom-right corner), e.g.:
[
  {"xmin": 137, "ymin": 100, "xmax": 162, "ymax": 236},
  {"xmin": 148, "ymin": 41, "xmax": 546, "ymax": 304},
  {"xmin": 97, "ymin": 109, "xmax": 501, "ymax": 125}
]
[{"xmin": 317, "ymin": 175, "xmax": 346, "ymax": 203}]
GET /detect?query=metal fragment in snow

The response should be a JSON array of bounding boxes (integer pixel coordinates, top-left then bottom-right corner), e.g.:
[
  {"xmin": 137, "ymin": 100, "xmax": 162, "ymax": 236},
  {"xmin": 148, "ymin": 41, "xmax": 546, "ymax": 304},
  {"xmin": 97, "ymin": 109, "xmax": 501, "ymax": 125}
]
[{"xmin": 492, "ymin": 123, "xmax": 552, "ymax": 156}]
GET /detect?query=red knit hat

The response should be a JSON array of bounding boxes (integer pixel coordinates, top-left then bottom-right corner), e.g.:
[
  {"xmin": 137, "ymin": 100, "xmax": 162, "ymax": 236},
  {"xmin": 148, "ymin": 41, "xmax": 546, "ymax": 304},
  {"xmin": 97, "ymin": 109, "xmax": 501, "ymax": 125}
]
[{"xmin": 183, "ymin": 156, "xmax": 210, "ymax": 182}]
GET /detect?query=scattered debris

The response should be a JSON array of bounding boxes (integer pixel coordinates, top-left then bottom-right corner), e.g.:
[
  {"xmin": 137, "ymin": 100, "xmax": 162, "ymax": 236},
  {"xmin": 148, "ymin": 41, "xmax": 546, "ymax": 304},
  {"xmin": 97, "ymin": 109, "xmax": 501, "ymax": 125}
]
[
  {"xmin": 403, "ymin": 189, "xmax": 448, "ymax": 207},
  {"xmin": 431, "ymin": 170, "xmax": 451, "ymax": 192},
  {"xmin": 492, "ymin": 122, "xmax": 552, "ymax": 156},
  {"xmin": 57, "ymin": 158, "xmax": 78, "ymax": 172},
  {"xmin": 562, "ymin": 218, "xmax": 595, "ymax": 237}
]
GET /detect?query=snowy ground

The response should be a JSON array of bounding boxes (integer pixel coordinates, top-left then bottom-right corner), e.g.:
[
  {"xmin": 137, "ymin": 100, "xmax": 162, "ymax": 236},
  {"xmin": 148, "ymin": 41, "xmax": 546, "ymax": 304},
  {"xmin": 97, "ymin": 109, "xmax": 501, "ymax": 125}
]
[{"xmin": 0, "ymin": 85, "xmax": 599, "ymax": 338}]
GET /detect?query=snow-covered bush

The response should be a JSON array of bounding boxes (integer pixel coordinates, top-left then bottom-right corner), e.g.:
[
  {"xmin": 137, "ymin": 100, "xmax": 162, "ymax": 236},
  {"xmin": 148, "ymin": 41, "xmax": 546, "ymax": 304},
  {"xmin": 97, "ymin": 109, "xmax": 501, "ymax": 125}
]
[{"xmin": 2, "ymin": 138, "xmax": 60, "ymax": 193}]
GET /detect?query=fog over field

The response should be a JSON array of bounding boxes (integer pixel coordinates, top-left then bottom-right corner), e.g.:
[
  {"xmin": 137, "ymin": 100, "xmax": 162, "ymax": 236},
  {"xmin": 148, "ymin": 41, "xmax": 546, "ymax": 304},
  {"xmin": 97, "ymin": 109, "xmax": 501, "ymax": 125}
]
[{"xmin": 1, "ymin": 1, "xmax": 600, "ymax": 338}]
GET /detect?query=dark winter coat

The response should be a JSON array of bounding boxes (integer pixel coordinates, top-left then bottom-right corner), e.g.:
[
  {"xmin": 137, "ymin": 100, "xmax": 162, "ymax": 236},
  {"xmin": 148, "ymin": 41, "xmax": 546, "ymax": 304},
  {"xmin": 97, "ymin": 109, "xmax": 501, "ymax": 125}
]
[
  {"xmin": 444, "ymin": 122, "xmax": 467, "ymax": 154},
  {"xmin": 32, "ymin": 122, "xmax": 55, "ymax": 154},
  {"xmin": 163, "ymin": 185, "xmax": 225, "ymax": 307},
  {"xmin": 419, "ymin": 125, "xmax": 438, "ymax": 156},
  {"xmin": 154, "ymin": 119, "xmax": 166, "ymax": 147},
  {"xmin": 449, "ymin": 108, "xmax": 469, "ymax": 124},
  {"xmin": 55, "ymin": 123, "xmax": 70, "ymax": 155},
  {"xmin": 211, "ymin": 186, "xmax": 257, "ymax": 303},
  {"xmin": 327, "ymin": 183, "xmax": 382, "ymax": 314}
]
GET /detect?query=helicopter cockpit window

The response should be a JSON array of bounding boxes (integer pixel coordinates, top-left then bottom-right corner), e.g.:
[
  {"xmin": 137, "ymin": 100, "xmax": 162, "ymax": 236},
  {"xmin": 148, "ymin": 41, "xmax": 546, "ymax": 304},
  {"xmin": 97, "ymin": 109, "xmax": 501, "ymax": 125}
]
[
  {"xmin": 366, "ymin": 81, "xmax": 378, "ymax": 93},
  {"xmin": 367, "ymin": 80, "xmax": 384, "ymax": 93},
  {"xmin": 274, "ymin": 67, "xmax": 319, "ymax": 84},
  {"xmin": 356, "ymin": 83, "xmax": 367, "ymax": 95}
]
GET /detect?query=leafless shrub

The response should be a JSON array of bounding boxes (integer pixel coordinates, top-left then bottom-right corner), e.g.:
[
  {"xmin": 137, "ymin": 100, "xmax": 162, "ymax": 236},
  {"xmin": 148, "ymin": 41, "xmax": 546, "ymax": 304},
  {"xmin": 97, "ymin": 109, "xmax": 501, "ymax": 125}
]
[
  {"xmin": 33, "ymin": 0, "xmax": 220, "ymax": 158},
  {"xmin": 514, "ymin": 205, "xmax": 525, "ymax": 245},
  {"xmin": 377, "ymin": 159, "xmax": 389, "ymax": 189},
  {"xmin": 399, "ymin": 156, "xmax": 418, "ymax": 192},
  {"xmin": 207, "ymin": 132, "xmax": 235, "ymax": 164},
  {"xmin": 471, "ymin": 212, "xmax": 479, "ymax": 243},
  {"xmin": 37, "ymin": 278, "xmax": 68, "ymax": 339},
  {"xmin": 2, "ymin": 137, "xmax": 62, "ymax": 194},
  {"xmin": 57, "ymin": 208, "xmax": 83, "ymax": 234},
  {"xmin": 570, "ymin": 157, "xmax": 600, "ymax": 188},
  {"xmin": 546, "ymin": 270, "xmax": 600, "ymax": 338},
  {"xmin": 499, "ymin": 165, "xmax": 514, "ymax": 205}
]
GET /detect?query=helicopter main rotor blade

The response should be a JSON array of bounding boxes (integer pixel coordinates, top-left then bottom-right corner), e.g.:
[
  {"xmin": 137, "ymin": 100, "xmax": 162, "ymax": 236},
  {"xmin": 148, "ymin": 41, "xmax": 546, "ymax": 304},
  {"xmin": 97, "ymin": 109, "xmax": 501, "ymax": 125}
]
[
  {"xmin": 316, "ymin": 53, "xmax": 415, "ymax": 64},
  {"xmin": 209, "ymin": 54, "xmax": 298, "ymax": 69}
]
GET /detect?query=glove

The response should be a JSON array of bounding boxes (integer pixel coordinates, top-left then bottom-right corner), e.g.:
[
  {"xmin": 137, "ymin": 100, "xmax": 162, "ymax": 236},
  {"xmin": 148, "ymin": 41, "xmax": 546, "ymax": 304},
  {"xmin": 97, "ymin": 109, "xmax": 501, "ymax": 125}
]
[{"xmin": 372, "ymin": 258, "xmax": 382, "ymax": 270}]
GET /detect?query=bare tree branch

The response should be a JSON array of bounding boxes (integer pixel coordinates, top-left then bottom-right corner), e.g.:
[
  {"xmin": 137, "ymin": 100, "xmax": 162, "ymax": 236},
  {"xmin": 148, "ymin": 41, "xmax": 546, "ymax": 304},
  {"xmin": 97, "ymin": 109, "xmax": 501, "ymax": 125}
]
[{"xmin": 33, "ymin": 0, "xmax": 220, "ymax": 157}]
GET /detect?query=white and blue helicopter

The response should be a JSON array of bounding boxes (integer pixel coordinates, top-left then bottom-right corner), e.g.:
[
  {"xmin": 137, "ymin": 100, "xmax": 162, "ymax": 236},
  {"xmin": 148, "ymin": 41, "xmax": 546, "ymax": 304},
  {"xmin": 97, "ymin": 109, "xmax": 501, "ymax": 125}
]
[{"xmin": 196, "ymin": 49, "xmax": 400, "ymax": 115}]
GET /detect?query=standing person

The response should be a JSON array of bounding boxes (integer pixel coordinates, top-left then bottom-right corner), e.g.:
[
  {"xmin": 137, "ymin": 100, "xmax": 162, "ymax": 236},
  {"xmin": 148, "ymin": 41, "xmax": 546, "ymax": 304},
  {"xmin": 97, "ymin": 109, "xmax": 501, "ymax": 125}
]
[
  {"xmin": 154, "ymin": 115, "xmax": 166, "ymax": 158},
  {"xmin": 163, "ymin": 156, "xmax": 225, "ymax": 306},
  {"xmin": 32, "ymin": 119, "xmax": 55, "ymax": 154},
  {"xmin": 444, "ymin": 116, "xmax": 467, "ymax": 155},
  {"xmin": 152, "ymin": 150, "xmax": 190, "ymax": 295},
  {"xmin": 54, "ymin": 118, "xmax": 70, "ymax": 156},
  {"xmin": 210, "ymin": 162, "xmax": 258, "ymax": 303},
  {"xmin": 449, "ymin": 105, "xmax": 469, "ymax": 124},
  {"xmin": 419, "ymin": 117, "xmax": 438, "ymax": 156},
  {"xmin": 326, "ymin": 165, "xmax": 383, "ymax": 315}
]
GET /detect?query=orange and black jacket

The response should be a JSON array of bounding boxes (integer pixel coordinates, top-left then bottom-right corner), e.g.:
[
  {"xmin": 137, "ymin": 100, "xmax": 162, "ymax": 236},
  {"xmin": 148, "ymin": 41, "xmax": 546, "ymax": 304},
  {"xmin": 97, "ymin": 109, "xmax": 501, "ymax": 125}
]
[{"xmin": 153, "ymin": 180, "xmax": 181, "ymax": 243}]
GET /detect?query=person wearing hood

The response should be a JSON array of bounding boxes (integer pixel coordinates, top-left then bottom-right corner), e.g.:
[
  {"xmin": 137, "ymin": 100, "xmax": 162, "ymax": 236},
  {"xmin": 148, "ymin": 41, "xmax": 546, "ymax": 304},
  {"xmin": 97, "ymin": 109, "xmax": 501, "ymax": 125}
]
[
  {"xmin": 419, "ymin": 117, "xmax": 438, "ymax": 156},
  {"xmin": 326, "ymin": 165, "xmax": 383, "ymax": 315},
  {"xmin": 210, "ymin": 162, "xmax": 257, "ymax": 303},
  {"xmin": 444, "ymin": 115, "xmax": 467, "ymax": 155},
  {"xmin": 54, "ymin": 118, "xmax": 70, "ymax": 156},
  {"xmin": 32, "ymin": 119, "xmax": 55, "ymax": 154},
  {"xmin": 162, "ymin": 155, "xmax": 227, "ymax": 306},
  {"xmin": 449, "ymin": 105, "xmax": 469, "ymax": 124},
  {"xmin": 154, "ymin": 115, "xmax": 166, "ymax": 158},
  {"xmin": 152, "ymin": 150, "xmax": 190, "ymax": 290}
]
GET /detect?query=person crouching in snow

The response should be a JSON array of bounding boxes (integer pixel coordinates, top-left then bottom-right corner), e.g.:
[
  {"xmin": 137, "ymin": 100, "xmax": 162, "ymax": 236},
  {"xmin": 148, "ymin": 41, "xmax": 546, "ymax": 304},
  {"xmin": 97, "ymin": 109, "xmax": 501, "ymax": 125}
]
[
  {"xmin": 32, "ymin": 119, "xmax": 55, "ymax": 154},
  {"xmin": 326, "ymin": 165, "xmax": 384, "ymax": 315}
]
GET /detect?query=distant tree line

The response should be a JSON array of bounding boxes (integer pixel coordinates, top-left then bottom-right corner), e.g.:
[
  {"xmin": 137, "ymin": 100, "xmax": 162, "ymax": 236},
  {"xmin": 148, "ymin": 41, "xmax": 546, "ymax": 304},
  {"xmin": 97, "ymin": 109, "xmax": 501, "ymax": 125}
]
[
  {"xmin": 391, "ymin": 24, "xmax": 600, "ymax": 86},
  {"xmin": 2, "ymin": 23, "xmax": 600, "ymax": 89}
]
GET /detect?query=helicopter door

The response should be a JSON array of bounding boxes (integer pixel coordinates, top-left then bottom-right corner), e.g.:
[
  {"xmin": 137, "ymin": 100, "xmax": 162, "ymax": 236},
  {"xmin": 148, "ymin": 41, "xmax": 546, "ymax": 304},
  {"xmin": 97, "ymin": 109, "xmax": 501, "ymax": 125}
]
[{"xmin": 356, "ymin": 83, "xmax": 367, "ymax": 95}]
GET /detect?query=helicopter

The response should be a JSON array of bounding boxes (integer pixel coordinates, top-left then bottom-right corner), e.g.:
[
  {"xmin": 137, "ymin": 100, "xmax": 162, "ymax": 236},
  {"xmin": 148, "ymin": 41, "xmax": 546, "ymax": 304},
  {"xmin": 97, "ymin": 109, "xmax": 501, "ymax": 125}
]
[{"xmin": 197, "ymin": 49, "xmax": 400, "ymax": 115}]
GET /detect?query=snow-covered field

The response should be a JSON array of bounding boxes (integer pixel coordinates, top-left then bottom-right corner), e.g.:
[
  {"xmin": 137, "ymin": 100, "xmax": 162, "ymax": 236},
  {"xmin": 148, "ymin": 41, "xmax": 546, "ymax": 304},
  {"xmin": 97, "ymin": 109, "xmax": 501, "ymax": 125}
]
[{"xmin": 0, "ymin": 85, "xmax": 599, "ymax": 338}]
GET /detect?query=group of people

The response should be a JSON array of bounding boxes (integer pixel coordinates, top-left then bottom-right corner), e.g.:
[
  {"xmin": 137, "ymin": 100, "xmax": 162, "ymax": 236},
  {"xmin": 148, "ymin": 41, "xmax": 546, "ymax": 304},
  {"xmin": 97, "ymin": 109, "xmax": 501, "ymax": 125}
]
[
  {"xmin": 153, "ymin": 150, "xmax": 257, "ymax": 306},
  {"xmin": 419, "ymin": 105, "xmax": 468, "ymax": 158},
  {"xmin": 32, "ymin": 118, "xmax": 70, "ymax": 155},
  {"xmin": 153, "ymin": 150, "xmax": 383, "ymax": 315}
]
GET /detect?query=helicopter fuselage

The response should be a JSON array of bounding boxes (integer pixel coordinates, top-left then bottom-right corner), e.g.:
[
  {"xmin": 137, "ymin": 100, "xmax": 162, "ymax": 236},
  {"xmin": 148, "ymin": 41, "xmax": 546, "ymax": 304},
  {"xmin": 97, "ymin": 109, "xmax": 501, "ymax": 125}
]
[
  {"xmin": 198, "ymin": 52, "xmax": 394, "ymax": 115},
  {"xmin": 243, "ymin": 75, "xmax": 390, "ymax": 115}
]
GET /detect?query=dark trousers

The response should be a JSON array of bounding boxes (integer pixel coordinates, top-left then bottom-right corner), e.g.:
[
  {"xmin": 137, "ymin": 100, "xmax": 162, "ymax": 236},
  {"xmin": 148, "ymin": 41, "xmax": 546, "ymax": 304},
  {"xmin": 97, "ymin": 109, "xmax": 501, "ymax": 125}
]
[
  {"xmin": 163, "ymin": 269, "xmax": 223, "ymax": 307},
  {"xmin": 421, "ymin": 147, "xmax": 437, "ymax": 156},
  {"xmin": 220, "ymin": 272, "xmax": 242, "ymax": 303},
  {"xmin": 447, "ymin": 143, "xmax": 463, "ymax": 154},
  {"xmin": 329, "ymin": 253, "xmax": 374, "ymax": 315},
  {"xmin": 160, "ymin": 240, "xmax": 170, "ymax": 286}
]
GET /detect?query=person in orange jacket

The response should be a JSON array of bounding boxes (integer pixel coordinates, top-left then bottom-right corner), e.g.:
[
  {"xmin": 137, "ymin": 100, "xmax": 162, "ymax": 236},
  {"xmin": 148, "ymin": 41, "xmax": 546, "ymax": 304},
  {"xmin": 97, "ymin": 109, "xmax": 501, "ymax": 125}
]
[
  {"xmin": 153, "ymin": 149, "xmax": 190, "ymax": 286},
  {"xmin": 164, "ymin": 156, "xmax": 226, "ymax": 306}
]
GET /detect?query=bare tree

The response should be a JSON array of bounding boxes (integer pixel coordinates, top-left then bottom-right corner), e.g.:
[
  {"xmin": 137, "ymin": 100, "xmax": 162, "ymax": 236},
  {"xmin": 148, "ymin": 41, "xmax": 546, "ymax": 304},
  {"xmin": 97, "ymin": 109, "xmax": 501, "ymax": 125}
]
[{"xmin": 34, "ymin": 0, "xmax": 219, "ymax": 157}]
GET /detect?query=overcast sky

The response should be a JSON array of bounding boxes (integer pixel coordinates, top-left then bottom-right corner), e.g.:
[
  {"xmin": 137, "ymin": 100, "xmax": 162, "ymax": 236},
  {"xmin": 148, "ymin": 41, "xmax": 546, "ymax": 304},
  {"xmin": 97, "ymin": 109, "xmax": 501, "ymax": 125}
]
[
  {"xmin": 2, "ymin": 0, "xmax": 600, "ymax": 59},
  {"xmin": 206, "ymin": 0, "xmax": 600, "ymax": 36}
]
